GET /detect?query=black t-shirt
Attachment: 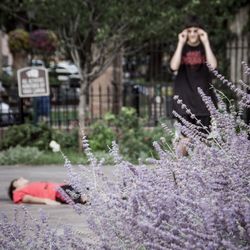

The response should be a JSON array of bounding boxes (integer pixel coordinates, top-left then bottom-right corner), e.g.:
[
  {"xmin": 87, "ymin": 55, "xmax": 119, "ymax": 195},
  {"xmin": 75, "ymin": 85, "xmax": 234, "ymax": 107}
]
[{"xmin": 173, "ymin": 43, "xmax": 217, "ymax": 116}]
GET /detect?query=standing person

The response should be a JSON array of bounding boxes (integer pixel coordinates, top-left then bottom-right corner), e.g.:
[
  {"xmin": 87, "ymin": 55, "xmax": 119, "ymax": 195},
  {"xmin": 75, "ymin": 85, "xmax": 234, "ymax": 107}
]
[
  {"xmin": 33, "ymin": 96, "xmax": 51, "ymax": 124},
  {"xmin": 170, "ymin": 15, "xmax": 217, "ymax": 156}
]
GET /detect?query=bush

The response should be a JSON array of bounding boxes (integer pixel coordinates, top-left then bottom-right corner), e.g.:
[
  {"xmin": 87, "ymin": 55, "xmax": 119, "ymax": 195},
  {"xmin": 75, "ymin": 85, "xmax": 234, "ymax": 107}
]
[
  {"xmin": 0, "ymin": 123, "xmax": 78, "ymax": 151},
  {"xmin": 88, "ymin": 107, "xmax": 173, "ymax": 162},
  {"xmin": 0, "ymin": 208, "xmax": 87, "ymax": 249},
  {"xmin": 52, "ymin": 128, "xmax": 78, "ymax": 150},
  {"xmin": 0, "ymin": 123, "xmax": 51, "ymax": 150},
  {"xmin": 0, "ymin": 146, "xmax": 42, "ymax": 165},
  {"xmin": 88, "ymin": 120, "xmax": 116, "ymax": 151},
  {"xmin": 62, "ymin": 66, "xmax": 250, "ymax": 249}
]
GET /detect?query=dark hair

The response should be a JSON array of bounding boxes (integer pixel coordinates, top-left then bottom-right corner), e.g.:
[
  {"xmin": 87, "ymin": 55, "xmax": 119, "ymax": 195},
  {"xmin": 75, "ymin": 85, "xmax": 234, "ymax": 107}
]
[
  {"xmin": 184, "ymin": 15, "xmax": 204, "ymax": 29},
  {"xmin": 8, "ymin": 179, "xmax": 18, "ymax": 200}
]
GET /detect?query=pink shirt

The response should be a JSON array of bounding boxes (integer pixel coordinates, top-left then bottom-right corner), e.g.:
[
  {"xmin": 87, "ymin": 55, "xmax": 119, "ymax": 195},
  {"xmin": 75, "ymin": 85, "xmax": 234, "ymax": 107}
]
[{"xmin": 13, "ymin": 182, "xmax": 61, "ymax": 204}]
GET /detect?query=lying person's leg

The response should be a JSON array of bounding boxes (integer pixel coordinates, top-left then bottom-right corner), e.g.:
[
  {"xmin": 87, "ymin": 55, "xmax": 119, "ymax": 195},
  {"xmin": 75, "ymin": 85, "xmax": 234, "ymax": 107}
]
[{"xmin": 56, "ymin": 185, "xmax": 88, "ymax": 204}]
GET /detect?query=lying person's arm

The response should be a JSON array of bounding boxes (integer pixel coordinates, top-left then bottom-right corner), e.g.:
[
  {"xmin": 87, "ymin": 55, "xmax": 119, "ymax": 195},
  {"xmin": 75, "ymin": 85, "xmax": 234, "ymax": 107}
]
[{"xmin": 22, "ymin": 195, "xmax": 61, "ymax": 205}]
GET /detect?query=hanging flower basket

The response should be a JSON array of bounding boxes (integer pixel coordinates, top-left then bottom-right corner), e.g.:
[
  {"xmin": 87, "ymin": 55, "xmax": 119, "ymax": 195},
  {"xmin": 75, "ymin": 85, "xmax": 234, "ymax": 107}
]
[{"xmin": 30, "ymin": 29, "xmax": 59, "ymax": 54}]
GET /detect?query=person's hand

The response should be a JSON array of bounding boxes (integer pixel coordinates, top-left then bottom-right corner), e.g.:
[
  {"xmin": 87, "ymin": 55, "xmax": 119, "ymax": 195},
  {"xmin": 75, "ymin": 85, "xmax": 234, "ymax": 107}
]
[
  {"xmin": 178, "ymin": 29, "xmax": 187, "ymax": 45},
  {"xmin": 44, "ymin": 199, "xmax": 61, "ymax": 205},
  {"xmin": 198, "ymin": 29, "xmax": 209, "ymax": 44}
]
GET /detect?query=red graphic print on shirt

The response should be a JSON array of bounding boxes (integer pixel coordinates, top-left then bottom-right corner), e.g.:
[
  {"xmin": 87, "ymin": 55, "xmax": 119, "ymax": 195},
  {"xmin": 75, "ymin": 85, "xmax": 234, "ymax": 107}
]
[{"xmin": 182, "ymin": 51, "xmax": 205, "ymax": 66}]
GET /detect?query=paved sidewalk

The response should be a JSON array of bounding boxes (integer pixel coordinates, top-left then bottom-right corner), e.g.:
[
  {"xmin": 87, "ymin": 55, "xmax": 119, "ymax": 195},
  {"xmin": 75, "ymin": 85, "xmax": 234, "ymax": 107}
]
[{"xmin": 0, "ymin": 164, "xmax": 112, "ymax": 237}]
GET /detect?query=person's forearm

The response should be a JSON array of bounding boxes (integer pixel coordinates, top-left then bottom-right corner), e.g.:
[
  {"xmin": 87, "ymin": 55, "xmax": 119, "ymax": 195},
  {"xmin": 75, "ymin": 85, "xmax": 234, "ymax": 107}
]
[
  {"xmin": 203, "ymin": 41, "xmax": 217, "ymax": 69},
  {"xmin": 22, "ymin": 195, "xmax": 49, "ymax": 204},
  {"xmin": 170, "ymin": 42, "xmax": 184, "ymax": 71}
]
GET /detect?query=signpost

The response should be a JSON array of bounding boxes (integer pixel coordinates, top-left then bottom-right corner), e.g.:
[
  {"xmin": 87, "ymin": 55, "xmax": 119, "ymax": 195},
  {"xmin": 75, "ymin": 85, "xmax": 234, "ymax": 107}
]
[{"xmin": 17, "ymin": 67, "xmax": 50, "ymax": 97}]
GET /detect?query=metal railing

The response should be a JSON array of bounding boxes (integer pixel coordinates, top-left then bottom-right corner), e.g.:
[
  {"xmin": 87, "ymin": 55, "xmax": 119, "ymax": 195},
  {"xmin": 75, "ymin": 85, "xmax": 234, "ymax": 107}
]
[{"xmin": 0, "ymin": 82, "xmax": 172, "ymax": 129}]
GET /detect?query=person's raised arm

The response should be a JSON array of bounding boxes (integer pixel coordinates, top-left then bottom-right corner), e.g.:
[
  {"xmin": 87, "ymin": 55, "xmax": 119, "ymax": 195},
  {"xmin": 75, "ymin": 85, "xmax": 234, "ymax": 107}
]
[
  {"xmin": 198, "ymin": 29, "xmax": 217, "ymax": 69},
  {"xmin": 170, "ymin": 30, "xmax": 187, "ymax": 71},
  {"xmin": 22, "ymin": 195, "xmax": 61, "ymax": 205}
]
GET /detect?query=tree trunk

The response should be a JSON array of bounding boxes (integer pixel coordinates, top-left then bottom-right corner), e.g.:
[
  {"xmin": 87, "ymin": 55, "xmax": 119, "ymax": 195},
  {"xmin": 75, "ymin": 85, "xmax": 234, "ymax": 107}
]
[
  {"xmin": 0, "ymin": 30, "xmax": 3, "ymax": 77},
  {"xmin": 13, "ymin": 51, "xmax": 29, "ymax": 71},
  {"xmin": 12, "ymin": 51, "xmax": 29, "ymax": 84},
  {"xmin": 78, "ymin": 77, "xmax": 88, "ymax": 151},
  {"xmin": 112, "ymin": 51, "xmax": 123, "ymax": 114}
]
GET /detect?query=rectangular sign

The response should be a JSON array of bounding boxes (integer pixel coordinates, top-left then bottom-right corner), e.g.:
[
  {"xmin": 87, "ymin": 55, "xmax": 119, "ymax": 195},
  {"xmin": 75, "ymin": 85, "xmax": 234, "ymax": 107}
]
[{"xmin": 17, "ymin": 67, "xmax": 50, "ymax": 97}]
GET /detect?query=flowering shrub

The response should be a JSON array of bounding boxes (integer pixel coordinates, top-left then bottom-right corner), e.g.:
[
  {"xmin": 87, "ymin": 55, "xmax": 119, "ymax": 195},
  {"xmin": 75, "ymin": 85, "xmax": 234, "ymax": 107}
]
[
  {"xmin": 0, "ymin": 207, "xmax": 89, "ymax": 249},
  {"xmin": 30, "ymin": 29, "xmax": 58, "ymax": 54},
  {"xmin": 65, "ymin": 62, "xmax": 250, "ymax": 249},
  {"xmin": 1, "ymin": 63, "xmax": 249, "ymax": 249},
  {"xmin": 8, "ymin": 29, "xmax": 30, "ymax": 54}
]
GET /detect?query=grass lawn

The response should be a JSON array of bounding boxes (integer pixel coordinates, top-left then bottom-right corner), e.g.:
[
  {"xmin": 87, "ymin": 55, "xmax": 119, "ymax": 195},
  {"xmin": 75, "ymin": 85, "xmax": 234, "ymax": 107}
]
[
  {"xmin": 30, "ymin": 149, "xmax": 86, "ymax": 165},
  {"xmin": 0, "ymin": 148, "xmax": 115, "ymax": 166}
]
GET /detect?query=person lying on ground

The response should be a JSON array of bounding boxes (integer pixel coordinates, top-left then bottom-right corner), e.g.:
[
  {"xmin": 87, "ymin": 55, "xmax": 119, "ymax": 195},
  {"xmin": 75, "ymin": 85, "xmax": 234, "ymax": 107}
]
[{"xmin": 8, "ymin": 177, "xmax": 88, "ymax": 205}]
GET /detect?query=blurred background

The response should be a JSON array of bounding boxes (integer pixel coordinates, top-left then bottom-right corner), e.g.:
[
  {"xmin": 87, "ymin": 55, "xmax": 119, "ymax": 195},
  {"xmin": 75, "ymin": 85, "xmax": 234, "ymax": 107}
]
[{"xmin": 0, "ymin": 0, "xmax": 249, "ymax": 164}]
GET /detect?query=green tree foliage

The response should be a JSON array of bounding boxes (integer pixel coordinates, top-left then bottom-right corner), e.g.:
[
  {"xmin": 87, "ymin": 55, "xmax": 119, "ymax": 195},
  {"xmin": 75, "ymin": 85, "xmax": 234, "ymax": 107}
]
[
  {"xmin": 19, "ymin": 0, "xmax": 249, "ymax": 82},
  {"xmin": 1, "ymin": 0, "xmax": 249, "ymax": 73}
]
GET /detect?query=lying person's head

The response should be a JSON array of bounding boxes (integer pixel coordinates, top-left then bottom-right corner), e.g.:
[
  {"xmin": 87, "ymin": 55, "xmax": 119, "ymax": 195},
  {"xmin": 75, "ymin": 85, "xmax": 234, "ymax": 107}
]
[{"xmin": 8, "ymin": 177, "xmax": 29, "ymax": 200}]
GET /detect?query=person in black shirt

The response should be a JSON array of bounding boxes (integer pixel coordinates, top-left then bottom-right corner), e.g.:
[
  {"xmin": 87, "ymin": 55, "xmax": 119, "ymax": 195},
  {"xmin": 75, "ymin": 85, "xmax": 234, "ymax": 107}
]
[{"xmin": 170, "ymin": 16, "xmax": 217, "ymax": 156}]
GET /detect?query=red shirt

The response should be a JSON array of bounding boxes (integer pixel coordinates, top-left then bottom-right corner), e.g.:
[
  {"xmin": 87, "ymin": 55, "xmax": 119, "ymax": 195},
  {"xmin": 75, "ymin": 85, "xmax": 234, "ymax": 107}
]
[{"xmin": 13, "ymin": 182, "xmax": 61, "ymax": 204}]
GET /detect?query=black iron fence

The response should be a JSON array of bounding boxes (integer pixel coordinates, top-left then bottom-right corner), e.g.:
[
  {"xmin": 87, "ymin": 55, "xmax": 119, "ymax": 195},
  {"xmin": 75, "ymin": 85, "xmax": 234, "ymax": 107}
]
[
  {"xmin": 0, "ymin": 81, "xmax": 172, "ymax": 129},
  {"xmin": 123, "ymin": 82, "xmax": 173, "ymax": 125},
  {"xmin": 226, "ymin": 35, "xmax": 250, "ymax": 83}
]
